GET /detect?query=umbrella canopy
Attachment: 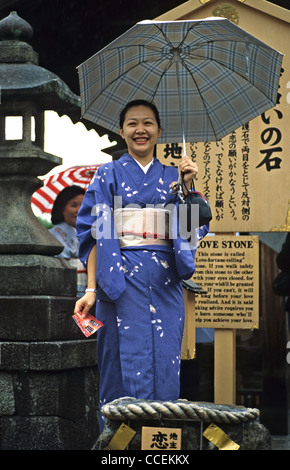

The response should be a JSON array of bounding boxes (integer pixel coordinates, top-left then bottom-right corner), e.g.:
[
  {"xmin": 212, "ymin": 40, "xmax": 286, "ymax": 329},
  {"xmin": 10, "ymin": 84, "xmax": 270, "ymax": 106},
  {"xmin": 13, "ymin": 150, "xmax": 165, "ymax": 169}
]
[
  {"xmin": 31, "ymin": 165, "xmax": 101, "ymax": 214},
  {"xmin": 77, "ymin": 17, "xmax": 283, "ymax": 146}
]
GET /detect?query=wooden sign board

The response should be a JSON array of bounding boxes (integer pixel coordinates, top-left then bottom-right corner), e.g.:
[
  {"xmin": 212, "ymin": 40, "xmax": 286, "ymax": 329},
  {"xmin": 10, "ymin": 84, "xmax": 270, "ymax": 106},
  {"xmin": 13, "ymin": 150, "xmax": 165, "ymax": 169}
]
[
  {"xmin": 193, "ymin": 235, "xmax": 259, "ymax": 329},
  {"xmin": 157, "ymin": 113, "xmax": 290, "ymax": 233},
  {"xmin": 156, "ymin": 0, "xmax": 290, "ymax": 233},
  {"xmin": 141, "ymin": 427, "xmax": 182, "ymax": 450}
]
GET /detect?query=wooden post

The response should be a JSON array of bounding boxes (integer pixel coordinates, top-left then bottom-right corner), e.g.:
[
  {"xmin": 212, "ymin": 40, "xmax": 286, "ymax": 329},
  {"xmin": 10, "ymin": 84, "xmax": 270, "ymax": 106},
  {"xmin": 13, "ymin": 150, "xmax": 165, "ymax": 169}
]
[
  {"xmin": 181, "ymin": 288, "xmax": 196, "ymax": 360},
  {"xmin": 214, "ymin": 329, "xmax": 236, "ymax": 404}
]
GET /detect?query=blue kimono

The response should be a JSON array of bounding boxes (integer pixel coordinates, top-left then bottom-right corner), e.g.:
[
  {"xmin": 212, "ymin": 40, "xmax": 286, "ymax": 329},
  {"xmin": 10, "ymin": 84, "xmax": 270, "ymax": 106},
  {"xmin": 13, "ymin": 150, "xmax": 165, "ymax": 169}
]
[{"xmin": 76, "ymin": 153, "xmax": 209, "ymax": 430}]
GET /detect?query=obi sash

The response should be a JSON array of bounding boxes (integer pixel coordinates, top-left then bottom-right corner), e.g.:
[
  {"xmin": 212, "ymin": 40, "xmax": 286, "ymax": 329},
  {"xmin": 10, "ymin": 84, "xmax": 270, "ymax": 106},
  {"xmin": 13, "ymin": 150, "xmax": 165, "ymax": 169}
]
[{"xmin": 114, "ymin": 207, "xmax": 172, "ymax": 247}]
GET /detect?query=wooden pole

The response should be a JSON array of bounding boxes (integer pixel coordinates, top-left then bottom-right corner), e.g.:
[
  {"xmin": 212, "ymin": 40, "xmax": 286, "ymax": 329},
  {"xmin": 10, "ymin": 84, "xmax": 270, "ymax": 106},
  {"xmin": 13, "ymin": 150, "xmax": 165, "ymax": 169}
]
[
  {"xmin": 181, "ymin": 288, "xmax": 196, "ymax": 360},
  {"xmin": 214, "ymin": 329, "xmax": 236, "ymax": 404}
]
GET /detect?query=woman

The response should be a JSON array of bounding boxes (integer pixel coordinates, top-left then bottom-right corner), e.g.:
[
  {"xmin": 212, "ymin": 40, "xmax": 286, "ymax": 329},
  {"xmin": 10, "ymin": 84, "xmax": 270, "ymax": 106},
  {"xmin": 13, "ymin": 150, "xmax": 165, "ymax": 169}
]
[
  {"xmin": 74, "ymin": 100, "xmax": 209, "ymax": 430},
  {"xmin": 49, "ymin": 185, "xmax": 87, "ymax": 297}
]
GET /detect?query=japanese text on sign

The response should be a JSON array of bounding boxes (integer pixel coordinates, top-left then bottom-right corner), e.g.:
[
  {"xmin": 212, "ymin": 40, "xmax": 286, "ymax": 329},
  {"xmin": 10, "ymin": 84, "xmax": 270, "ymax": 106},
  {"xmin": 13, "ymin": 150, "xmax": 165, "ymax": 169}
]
[{"xmin": 141, "ymin": 427, "xmax": 182, "ymax": 450}]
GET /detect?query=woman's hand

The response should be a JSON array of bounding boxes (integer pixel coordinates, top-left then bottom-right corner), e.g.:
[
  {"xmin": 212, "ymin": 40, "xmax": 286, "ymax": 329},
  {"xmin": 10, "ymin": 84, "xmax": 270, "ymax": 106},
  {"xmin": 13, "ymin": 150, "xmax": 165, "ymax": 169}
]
[
  {"xmin": 74, "ymin": 245, "xmax": 97, "ymax": 319},
  {"xmin": 178, "ymin": 155, "xmax": 198, "ymax": 183},
  {"xmin": 74, "ymin": 291, "xmax": 96, "ymax": 319},
  {"xmin": 178, "ymin": 156, "xmax": 198, "ymax": 192}
]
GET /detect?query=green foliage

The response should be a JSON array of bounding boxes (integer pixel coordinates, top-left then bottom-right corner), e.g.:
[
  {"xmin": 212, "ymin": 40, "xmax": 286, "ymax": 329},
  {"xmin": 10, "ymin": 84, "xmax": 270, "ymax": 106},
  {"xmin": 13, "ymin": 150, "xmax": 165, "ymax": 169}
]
[{"xmin": 37, "ymin": 216, "xmax": 53, "ymax": 229}]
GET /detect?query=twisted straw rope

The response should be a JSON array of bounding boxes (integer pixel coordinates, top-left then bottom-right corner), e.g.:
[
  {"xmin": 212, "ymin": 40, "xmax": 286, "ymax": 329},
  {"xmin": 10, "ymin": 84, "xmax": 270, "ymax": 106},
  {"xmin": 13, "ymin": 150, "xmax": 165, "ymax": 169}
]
[{"xmin": 101, "ymin": 398, "xmax": 259, "ymax": 425}]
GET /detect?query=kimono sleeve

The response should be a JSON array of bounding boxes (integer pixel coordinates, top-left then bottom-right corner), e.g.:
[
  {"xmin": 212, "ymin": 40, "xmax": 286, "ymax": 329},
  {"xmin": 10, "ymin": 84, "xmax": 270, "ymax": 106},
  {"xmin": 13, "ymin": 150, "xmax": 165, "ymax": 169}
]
[
  {"xmin": 172, "ymin": 222, "xmax": 210, "ymax": 282},
  {"xmin": 76, "ymin": 164, "xmax": 126, "ymax": 300}
]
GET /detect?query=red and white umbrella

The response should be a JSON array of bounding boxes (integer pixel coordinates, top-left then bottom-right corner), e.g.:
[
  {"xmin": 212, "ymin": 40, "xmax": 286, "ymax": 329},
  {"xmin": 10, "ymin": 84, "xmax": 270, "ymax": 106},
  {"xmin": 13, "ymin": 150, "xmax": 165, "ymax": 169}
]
[{"xmin": 31, "ymin": 165, "xmax": 102, "ymax": 214}]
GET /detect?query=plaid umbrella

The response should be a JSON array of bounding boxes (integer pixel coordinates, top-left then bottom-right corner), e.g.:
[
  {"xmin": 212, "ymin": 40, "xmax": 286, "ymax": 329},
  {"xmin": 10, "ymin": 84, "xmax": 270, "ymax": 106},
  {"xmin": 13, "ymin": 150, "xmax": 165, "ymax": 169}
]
[
  {"xmin": 77, "ymin": 18, "xmax": 283, "ymax": 149},
  {"xmin": 31, "ymin": 165, "xmax": 101, "ymax": 214}
]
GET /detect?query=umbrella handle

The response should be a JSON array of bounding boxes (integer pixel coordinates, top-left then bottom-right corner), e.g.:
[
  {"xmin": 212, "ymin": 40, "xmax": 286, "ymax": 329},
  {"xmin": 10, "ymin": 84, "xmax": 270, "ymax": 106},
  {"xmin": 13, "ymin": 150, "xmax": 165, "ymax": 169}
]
[{"xmin": 175, "ymin": 61, "xmax": 187, "ymax": 157}]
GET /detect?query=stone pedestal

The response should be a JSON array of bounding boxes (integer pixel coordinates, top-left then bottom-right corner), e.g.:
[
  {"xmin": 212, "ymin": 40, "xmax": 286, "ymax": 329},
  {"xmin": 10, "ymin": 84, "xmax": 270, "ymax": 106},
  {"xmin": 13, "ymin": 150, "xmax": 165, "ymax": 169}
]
[{"xmin": 95, "ymin": 397, "xmax": 272, "ymax": 450}]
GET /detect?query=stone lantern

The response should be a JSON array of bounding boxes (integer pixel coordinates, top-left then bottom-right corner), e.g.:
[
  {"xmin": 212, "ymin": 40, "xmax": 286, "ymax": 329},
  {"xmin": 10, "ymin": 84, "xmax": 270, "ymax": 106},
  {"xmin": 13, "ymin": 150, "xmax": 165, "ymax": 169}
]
[{"xmin": 0, "ymin": 12, "xmax": 99, "ymax": 450}]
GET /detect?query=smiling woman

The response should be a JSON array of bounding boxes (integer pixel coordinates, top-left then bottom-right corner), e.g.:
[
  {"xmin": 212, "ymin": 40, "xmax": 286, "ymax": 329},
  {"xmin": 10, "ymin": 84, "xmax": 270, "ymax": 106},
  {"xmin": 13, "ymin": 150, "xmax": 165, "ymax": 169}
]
[
  {"xmin": 119, "ymin": 100, "xmax": 161, "ymax": 166},
  {"xmin": 74, "ymin": 99, "xmax": 209, "ymax": 433}
]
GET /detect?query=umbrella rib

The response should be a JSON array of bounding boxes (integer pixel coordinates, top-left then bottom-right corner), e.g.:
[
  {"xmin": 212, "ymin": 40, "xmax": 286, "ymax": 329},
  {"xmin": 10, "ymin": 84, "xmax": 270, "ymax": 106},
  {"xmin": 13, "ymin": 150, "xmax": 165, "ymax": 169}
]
[
  {"xmin": 84, "ymin": 54, "xmax": 172, "ymax": 112},
  {"xmin": 179, "ymin": 57, "xmax": 218, "ymax": 141},
  {"xmin": 146, "ymin": 59, "xmax": 174, "ymax": 101},
  {"xmin": 186, "ymin": 49, "xmax": 278, "ymax": 104},
  {"xmin": 151, "ymin": 23, "xmax": 175, "ymax": 49},
  {"xmin": 185, "ymin": 36, "xmax": 281, "ymax": 100},
  {"xmin": 152, "ymin": 22, "xmax": 199, "ymax": 50}
]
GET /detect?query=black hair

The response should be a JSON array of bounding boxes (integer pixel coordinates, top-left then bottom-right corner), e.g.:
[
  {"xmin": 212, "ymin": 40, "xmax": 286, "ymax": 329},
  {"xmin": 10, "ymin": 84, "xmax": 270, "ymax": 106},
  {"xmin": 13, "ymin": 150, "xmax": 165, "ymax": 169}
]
[
  {"xmin": 51, "ymin": 185, "xmax": 85, "ymax": 225},
  {"xmin": 119, "ymin": 99, "xmax": 161, "ymax": 129}
]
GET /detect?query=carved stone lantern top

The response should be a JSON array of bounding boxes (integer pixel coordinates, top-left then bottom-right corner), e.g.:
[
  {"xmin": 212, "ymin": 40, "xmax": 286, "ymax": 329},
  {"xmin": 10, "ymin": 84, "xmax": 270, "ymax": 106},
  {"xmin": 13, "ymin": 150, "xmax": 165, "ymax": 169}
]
[
  {"xmin": 0, "ymin": 10, "xmax": 33, "ymax": 41},
  {"xmin": 0, "ymin": 11, "xmax": 82, "ymax": 178},
  {"xmin": 0, "ymin": 11, "xmax": 80, "ymax": 117}
]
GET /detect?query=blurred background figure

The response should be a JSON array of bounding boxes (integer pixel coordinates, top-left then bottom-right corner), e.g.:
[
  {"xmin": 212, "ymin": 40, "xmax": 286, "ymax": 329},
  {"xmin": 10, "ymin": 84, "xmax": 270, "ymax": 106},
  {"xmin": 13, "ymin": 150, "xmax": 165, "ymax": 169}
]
[{"xmin": 49, "ymin": 185, "xmax": 87, "ymax": 297}]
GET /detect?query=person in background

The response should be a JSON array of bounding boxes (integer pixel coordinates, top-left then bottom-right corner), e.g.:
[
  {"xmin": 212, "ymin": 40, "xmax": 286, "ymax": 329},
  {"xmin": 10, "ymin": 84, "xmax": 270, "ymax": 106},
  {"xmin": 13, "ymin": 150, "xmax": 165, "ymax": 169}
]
[{"xmin": 49, "ymin": 185, "xmax": 87, "ymax": 297}]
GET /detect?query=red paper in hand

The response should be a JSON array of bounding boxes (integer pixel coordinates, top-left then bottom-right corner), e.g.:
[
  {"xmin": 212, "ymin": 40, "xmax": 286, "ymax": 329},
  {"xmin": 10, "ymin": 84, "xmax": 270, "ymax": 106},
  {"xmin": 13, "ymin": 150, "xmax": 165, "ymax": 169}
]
[{"xmin": 72, "ymin": 313, "xmax": 103, "ymax": 337}]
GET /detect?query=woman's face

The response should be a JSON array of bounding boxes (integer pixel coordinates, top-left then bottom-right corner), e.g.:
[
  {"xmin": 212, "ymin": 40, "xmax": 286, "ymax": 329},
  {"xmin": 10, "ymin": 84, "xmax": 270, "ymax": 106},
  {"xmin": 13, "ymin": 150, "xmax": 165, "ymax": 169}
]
[
  {"xmin": 120, "ymin": 105, "xmax": 161, "ymax": 164},
  {"xmin": 62, "ymin": 194, "xmax": 84, "ymax": 227}
]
